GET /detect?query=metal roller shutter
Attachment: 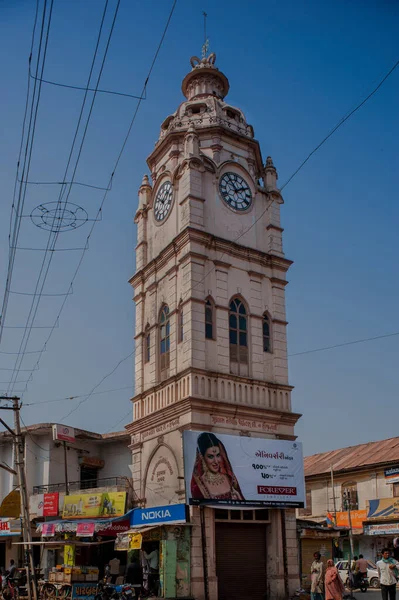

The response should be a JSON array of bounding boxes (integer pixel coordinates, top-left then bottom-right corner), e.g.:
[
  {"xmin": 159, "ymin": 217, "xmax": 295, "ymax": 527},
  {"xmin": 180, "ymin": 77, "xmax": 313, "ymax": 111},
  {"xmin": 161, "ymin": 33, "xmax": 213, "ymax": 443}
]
[{"xmin": 216, "ymin": 523, "xmax": 267, "ymax": 600}]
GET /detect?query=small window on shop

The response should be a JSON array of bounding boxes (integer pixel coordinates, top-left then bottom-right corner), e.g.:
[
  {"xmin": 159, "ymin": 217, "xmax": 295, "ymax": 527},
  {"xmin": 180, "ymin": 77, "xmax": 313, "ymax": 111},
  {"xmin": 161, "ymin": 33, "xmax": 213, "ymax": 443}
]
[
  {"xmin": 393, "ymin": 483, "xmax": 399, "ymax": 498},
  {"xmin": 214, "ymin": 509, "xmax": 229, "ymax": 519},
  {"xmin": 242, "ymin": 510, "xmax": 253, "ymax": 521},
  {"xmin": 80, "ymin": 466, "xmax": 98, "ymax": 490},
  {"xmin": 342, "ymin": 481, "xmax": 358, "ymax": 510}
]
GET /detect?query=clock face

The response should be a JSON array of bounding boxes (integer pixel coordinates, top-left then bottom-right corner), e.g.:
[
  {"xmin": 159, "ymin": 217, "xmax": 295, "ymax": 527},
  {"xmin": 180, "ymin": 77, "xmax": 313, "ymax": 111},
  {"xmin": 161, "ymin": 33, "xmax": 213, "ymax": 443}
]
[
  {"xmin": 219, "ymin": 172, "xmax": 252, "ymax": 211},
  {"xmin": 154, "ymin": 181, "xmax": 173, "ymax": 222}
]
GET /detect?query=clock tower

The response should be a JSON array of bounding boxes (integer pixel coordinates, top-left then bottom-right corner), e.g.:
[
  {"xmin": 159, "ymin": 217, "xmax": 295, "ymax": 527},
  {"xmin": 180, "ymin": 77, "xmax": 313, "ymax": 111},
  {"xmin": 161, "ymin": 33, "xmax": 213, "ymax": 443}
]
[{"xmin": 127, "ymin": 53, "xmax": 300, "ymax": 600}]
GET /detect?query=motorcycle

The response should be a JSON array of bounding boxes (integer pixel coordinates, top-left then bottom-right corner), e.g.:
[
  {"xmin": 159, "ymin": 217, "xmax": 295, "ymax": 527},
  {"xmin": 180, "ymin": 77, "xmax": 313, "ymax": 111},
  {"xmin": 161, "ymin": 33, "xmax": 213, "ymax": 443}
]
[
  {"xmin": 95, "ymin": 579, "xmax": 135, "ymax": 600},
  {"xmin": 358, "ymin": 574, "xmax": 369, "ymax": 593}
]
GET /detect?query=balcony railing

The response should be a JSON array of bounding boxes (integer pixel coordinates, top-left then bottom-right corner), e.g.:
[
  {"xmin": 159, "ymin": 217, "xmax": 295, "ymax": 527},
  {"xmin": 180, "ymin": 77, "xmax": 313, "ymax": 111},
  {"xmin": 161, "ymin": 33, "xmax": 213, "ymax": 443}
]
[{"xmin": 33, "ymin": 476, "xmax": 128, "ymax": 495}]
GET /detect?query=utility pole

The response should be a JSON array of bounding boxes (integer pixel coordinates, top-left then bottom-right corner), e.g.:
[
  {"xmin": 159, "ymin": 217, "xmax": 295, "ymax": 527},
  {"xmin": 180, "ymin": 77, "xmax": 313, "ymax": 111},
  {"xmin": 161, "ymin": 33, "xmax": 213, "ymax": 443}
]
[
  {"xmin": 330, "ymin": 465, "xmax": 337, "ymax": 525},
  {"xmin": 0, "ymin": 396, "xmax": 38, "ymax": 600}
]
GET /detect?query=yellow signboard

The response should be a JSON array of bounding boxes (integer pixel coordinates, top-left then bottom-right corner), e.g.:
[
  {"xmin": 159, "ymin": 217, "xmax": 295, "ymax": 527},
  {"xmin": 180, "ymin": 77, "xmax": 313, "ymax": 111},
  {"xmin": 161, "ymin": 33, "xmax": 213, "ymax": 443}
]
[
  {"xmin": 0, "ymin": 491, "xmax": 21, "ymax": 518},
  {"xmin": 129, "ymin": 533, "xmax": 142, "ymax": 550},
  {"xmin": 63, "ymin": 492, "xmax": 126, "ymax": 519}
]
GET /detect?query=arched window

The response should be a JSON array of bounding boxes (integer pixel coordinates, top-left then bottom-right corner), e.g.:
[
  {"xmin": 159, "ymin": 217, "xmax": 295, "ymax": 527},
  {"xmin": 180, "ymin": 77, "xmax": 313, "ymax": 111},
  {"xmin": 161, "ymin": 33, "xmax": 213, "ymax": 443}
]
[
  {"xmin": 177, "ymin": 301, "xmax": 184, "ymax": 343},
  {"xmin": 159, "ymin": 305, "xmax": 170, "ymax": 378},
  {"xmin": 144, "ymin": 326, "xmax": 150, "ymax": 363},
  {"xmin": 205, "ymin": 297, "xmax": 215, "ymax": 340},
  {"xmin": 341, "ymin": 481, "xmax": 358, "ymax": 511},
  {"xmin": 263, "ymin": 313, "xmax": 271, "ymax": 352},
  {"xmin": 229, "ymin": 297, "xmax": 248, "ymax": 375}
]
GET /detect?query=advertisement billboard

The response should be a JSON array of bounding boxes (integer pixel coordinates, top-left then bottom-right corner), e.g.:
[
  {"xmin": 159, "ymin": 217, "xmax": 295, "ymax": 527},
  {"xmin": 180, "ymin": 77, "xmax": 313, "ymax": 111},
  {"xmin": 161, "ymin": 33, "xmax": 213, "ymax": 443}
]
[
  {"xmin": 385, "ymin": 467, "xmax": 399, "ymax": 484},
  {"xmin": 63, "ymin": 492, "xmax": 126, "ymax": 519},
  {"xmin": 367, "ymin": 498, "xmax": 399, "ymax": 520},
  {"xmin": 183, "ymin": 431, "xmax": 305, "ymax": 507}
]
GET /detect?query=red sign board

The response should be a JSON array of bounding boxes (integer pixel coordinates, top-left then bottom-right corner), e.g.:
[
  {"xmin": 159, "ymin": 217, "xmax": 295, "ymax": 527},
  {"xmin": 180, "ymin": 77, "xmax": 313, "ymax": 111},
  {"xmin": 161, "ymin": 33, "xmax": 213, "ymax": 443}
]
[
  {"xmin": 257, "ymin": 486, "xmax": 297, "ymax": 495},
  {"xmin": 52, "ymin": 424, "xmax": 75, "ymax": 443},
  {"xmin": 41, "ymin": 523, "xmax": 55, "ymax": 537},
  {"xmin": 76, "ymin": 522, "xmax": 95, "ymax": 537},
  {"xmin": 0, "ymin": 520, "xmax": 11, "ymax": 535},
  {"xmin": 97, "ymin": 519, "xmax": 130, "ymax": 536},
  {"xmin": 43, "ymin": 493, "xmax": 59, "ymax": 517}
]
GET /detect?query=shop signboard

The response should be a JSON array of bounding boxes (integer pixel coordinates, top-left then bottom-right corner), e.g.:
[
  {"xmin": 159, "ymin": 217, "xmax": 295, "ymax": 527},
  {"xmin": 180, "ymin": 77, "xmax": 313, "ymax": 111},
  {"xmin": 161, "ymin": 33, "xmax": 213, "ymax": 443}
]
[
  {"xmin": 129, "ymin": 533, "xmax": 142, "ymax": 549},
  {"xmin": 131, "ymin": 503, "xmax": 187, "ymax": 527},
  {"xmin": 0, "ymin": 520, "xmax": 11, "ymax": 536},
  {"xmin": 0, "ymin": 490, "xmax": 20, "ymax": 518},
  {"xmin": 335, "ymin": 510, "xmax": 367, "ymax": 529},
  {"xmin": 63, "ymin": 492, "xmax": 126, "ymax": 519},
  {"xmin": 76, "ymin": 522, "xmax": 95, "ymax": 537},
  {"xmin": 183, "ymin": 431, "xmax": 305, "ymax": 507},
  {"xmin": 53, "ymin": 424, "xmax": 75, "ymax": 444},
  {"xmin": 31, "ymin": 493, "xmax": 60, "ymax": 517},
  {"xmin": 72, "ymin": 584, "xmax": 97, "ymax": 600},
  {"xmin": 41, "ymin": 523, "xmax": 55, "ymax": 537},
  {"xmin": 367, "ymin": 498, "xmax": 399, "ymax": 520},
  {"xmin": 364, "ymin": 523, "xmax": 399, "ymax": 536},
  {"xmin": 115, "ymin": 534, "xmax": 129, "ymax": 551},
  {"xmin": 385, "ymin": 467, "xmax": 399, "ymax": 484}
]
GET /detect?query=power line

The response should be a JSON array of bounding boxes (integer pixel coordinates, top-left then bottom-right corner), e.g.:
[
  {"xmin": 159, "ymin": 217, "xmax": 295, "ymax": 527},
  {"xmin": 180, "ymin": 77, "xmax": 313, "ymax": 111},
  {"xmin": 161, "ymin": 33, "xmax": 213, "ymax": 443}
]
[
  {"xmin": 29, "ymin": 73, "xmax": 145, "ymax": 100},
  {"xmin": 5, "ymin": 0, "xmax": 177, "ymax": 402},
  {"xmin": 288, "ymin": 331, "xmax": 399, "ymax": 357},
  {"xmin": 59, "ymin": 350, "xmax": 134, "ymax": 420},
  {"xmin": 5, "ymin": 0, "xmax": 120, "ymax": 395},
  {"xmin": 1, "ymin": 0, "xmax": 53, "ymax": 345},
  {"xmin": 24, "ymin": 385, "xmax": 133, "ymax": 406},
  {"xmin": 186, "ymin": 57, "xmax": 399, "ymax": 302}
]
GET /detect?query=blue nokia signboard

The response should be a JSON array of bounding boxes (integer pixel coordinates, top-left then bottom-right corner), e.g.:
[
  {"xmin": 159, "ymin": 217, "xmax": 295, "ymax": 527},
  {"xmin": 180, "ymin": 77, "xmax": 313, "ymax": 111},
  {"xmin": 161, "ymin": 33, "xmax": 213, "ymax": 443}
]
[{"xmin": 131, "ymin": 503, "xmax": 187, "ymax": 527}]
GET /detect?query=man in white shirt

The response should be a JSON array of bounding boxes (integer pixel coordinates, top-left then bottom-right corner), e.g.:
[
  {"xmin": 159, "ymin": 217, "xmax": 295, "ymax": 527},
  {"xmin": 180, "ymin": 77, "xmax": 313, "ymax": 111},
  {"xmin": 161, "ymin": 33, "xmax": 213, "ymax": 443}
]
[{"xmin": 377, "ymin": 548, "xmax": 398, "ymax": 600}]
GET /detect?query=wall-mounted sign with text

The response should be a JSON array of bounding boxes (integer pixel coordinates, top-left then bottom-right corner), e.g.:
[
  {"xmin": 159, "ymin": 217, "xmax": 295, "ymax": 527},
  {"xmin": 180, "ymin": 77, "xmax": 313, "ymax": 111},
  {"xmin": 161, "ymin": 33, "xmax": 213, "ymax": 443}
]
[
  {"xmin": 131, "ymin": 503, "xmax": 187, "ymax": 527},
  {"xmin": 53, "ymin": 424, "xmax": 75, "ymax": 444},
  {"xmin": 63, "ymin": 492, "xmax": 126, "ymax": 519},
  {"xmin": 385, "ymin": 467, "xmax": 399, "ymax": 484}
]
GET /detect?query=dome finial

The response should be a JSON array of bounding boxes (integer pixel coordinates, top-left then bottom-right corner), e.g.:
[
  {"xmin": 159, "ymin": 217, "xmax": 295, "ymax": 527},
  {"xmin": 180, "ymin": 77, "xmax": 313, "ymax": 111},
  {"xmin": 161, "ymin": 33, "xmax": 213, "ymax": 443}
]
[{"xmin": 201, "ymin": 11, "xmax": 209, "ymax": 59}]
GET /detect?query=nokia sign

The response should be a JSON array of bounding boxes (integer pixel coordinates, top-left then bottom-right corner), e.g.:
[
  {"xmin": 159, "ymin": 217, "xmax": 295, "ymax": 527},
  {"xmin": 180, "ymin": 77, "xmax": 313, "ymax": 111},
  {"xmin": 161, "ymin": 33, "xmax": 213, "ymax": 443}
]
[{"xmin": 131, "ymin": 503, "xmax": 187, "ymax": 527}]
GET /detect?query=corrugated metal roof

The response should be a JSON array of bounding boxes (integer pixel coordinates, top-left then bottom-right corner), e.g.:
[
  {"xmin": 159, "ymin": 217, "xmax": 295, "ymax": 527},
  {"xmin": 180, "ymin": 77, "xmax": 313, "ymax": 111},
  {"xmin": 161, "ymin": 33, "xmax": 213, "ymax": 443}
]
[{"xmin": 305, "ymin": 436, "xmax": 399, "ymax": 477}]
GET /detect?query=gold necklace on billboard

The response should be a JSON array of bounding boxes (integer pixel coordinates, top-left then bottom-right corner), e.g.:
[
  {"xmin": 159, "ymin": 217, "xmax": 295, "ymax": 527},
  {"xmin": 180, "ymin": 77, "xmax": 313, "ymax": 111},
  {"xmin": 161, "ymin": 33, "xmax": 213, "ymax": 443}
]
[{"xmin": 203, "ymin": 470, "xmax": 226, "ymax": 485}]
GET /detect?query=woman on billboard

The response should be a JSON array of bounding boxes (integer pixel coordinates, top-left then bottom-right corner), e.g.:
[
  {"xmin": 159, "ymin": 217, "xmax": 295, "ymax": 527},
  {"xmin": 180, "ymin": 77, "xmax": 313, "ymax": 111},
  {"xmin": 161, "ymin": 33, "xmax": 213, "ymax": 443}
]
[{"xmin": 191, "ymin": 432, "xmax": 245, "ymax": 500}]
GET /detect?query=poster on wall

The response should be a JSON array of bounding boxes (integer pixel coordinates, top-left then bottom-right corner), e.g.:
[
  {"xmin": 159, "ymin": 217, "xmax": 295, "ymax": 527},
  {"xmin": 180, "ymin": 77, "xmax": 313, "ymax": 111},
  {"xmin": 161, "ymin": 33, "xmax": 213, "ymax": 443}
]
[
  {"xmin": 63, "ymin": 492, "xmax": 126, "ymax": 518},
  {"xmin": 183, "ymin": 430, "xmax": 305, "ymax": 507}
]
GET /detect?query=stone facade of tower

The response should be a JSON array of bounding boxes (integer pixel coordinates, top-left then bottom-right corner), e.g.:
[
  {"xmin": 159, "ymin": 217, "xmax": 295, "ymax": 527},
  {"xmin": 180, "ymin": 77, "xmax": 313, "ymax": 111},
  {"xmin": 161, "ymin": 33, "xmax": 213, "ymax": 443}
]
[{"xmin": 127, "ymin": 53, "xmax": 301, "ymax": 600}]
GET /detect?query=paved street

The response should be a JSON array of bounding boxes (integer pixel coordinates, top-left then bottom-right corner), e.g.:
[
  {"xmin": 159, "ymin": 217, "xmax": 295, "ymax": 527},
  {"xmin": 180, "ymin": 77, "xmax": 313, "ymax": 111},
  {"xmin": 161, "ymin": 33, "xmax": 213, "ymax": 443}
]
[{"xmin": 349, "ymin": 591, "xmax": 381, "ymax": 600}]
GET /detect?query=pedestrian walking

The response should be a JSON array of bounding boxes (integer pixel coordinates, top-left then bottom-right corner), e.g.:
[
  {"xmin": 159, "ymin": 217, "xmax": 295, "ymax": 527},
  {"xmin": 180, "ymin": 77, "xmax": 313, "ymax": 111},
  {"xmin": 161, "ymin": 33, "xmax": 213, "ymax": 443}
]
[
  {"xmin": 325, "ymin": 559, "xmax": 345, "ymax": 600},
  {"xmin": 377, "ymin": 548, "xmax": 399, "ymax": 600},
  {"xmin": 311, "ymin": 552, "xmax": 325, "ymax": 600}
]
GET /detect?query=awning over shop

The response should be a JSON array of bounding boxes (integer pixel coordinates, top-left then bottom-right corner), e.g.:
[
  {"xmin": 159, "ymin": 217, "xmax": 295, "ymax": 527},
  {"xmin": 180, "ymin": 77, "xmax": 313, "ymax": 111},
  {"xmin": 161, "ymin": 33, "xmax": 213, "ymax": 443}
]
[
  {"xmin": 36, "ymin": 509, "xmax": 134, "ymax": 536},
  {"xmin": 13, "ymin": 540, "xmax": 115, "ymax": 546}
]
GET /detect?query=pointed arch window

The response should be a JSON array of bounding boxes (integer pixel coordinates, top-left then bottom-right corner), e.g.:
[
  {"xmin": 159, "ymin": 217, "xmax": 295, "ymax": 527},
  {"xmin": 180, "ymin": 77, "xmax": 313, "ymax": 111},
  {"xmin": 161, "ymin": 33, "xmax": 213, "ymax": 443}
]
[
  {"xmin": 205, "ymin": 297, "xmax": 215, "ymax": 340},
  {"xmin": 263, "ymin": 313, "xmax": 272, "ymax": 353},
  {"xmin": 177, "ymin": 301, "xmax": 184, "ymax": 343},
  {"xmin": 229, "ymin": 297, "xmax": 248, "ymax": 375},
  {"xmin": 159, "ymin": 305, "xmax": 170, "ymax": 376},
  {"xmin": 144, "ymin": 326, "xmax": 151, "ymax": 363}
]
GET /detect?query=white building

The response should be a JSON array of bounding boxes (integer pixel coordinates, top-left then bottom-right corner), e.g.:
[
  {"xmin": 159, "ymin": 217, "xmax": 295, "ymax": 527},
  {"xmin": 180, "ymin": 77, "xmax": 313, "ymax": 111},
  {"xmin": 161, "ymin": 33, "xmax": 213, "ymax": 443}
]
[
  {"xmin": 300, "ymin": 436, "xmax": 399, "ymax": 564},
  {"xmin": 127, "ymin": 53, "xmax": 301, "ymax": 600},
  {"xmin": 0, "ymin": 423, "xmax": 131, "ymax": 568}
]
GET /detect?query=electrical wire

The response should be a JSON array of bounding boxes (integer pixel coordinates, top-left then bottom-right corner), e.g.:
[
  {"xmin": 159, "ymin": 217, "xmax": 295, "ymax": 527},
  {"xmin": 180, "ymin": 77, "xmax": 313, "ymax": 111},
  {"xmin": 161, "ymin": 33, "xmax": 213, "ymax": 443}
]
[
  {"xmin": 186, "ymin": 57, "xmax": 399, "ymax": 301},
  {"xmin": 288, "ymin": 331, "xmax": 399, "ymax": 357},
  {"xmin": 1, "ymin": 0, "xmax": 53, "ymax": 345},
  {"xmin": 4, "ymin": 0, "xmax": 177, "ymax": 401},
  {"xmin": 24, "ymin": 385, "xmax": 133, "ymax": 406},
  {"xmin": 59, "ymin": 350, "xmax": 134, "ymax": 420},
  {"xmin": 5, "ymin": 0, "xmax": 120, "ymax": 395},
  {"xmin": 29, "ymin": 73, "xmax": 145, "ymax": 99}
]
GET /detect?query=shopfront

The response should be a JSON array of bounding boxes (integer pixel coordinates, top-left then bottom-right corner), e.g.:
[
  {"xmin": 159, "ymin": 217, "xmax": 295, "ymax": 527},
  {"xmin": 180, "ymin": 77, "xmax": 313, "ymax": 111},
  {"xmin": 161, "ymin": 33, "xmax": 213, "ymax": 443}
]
[
  {"xmin": 126, "ymin": 503, "xmax": 190, "ymax": 599},
  {"xmin": 0, "ymin": 519, "xmax": 22, "ymax": 566}
]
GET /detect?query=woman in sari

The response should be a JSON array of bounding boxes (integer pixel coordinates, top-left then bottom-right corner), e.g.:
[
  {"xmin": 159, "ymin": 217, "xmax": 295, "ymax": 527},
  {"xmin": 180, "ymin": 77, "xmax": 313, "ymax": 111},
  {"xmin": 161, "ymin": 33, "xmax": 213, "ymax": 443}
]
[
  {"xmin": 190, "ymin": 432, "xmax": 245, "ymax": 500},
  {"xmin": 325, "ymin": 559, "xmax": 345, "ymax": 600}
]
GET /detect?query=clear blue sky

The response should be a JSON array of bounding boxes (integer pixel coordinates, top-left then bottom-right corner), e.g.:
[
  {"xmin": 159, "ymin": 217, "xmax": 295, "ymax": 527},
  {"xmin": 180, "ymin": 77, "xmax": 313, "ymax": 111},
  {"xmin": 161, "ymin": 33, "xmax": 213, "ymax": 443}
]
[{"xmin": 0, "ymin": 0, "xmax": 398, "ymax": 457}]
